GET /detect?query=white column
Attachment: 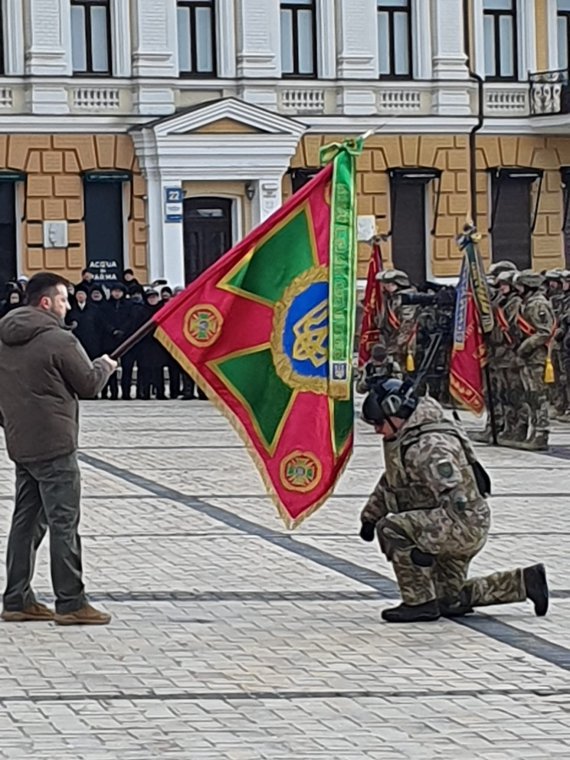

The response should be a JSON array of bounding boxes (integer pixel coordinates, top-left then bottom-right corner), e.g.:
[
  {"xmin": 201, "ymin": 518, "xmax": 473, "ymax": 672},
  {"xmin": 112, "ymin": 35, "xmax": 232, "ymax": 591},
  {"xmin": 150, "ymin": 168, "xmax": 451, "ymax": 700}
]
[
  {"xmin": 472, "ymin": 0, "xmax": 486, "ymax": 77},
  {"xmin": 336, "ymin": 0, "xmax": 377, "ymax": 79},
  {"xmin": 518, "ymin": 0, "xmax": 536, "ymax": 77},
  {"xmin": 236, "ymin": 0, "xmax": 280, "ymax": 78},
  {"xmin": 546, "ymin": 0, "xmax": 559, "ymax": 70},
  {"xmin": 430, "ymin": 0, "xmax": 470, "ymax": 115},
  {"xmin": 412, "ymin": 0, "xmax": 432, "ymax": 80},
  {"xmin": 217, "ymin": 0, "xmax": 237, "ymax": 78},
  {"xmin": 131, "ymin": 0, "xmax": 177, "ymax": 114},
  {"xmin": 112, "ymin": 0, "xmax": 131, "ymax": 77},
  {"xmin": 23, "ymin": 0, "xmax": 72, "ymax": 75},
  {"xmin": 4, "ymin": 0, "xmax": 25, "ymax": 75},
  {"xmin": 317, "ymin": 0, "xmax": 336, "ymax": 79},
  {"xmin": 336, "ymin": 0, "xmax": 377, "ymax": 115},
  {"xmin": 146, "ymin": 173, "xmax": 185, "ymax": 286}
]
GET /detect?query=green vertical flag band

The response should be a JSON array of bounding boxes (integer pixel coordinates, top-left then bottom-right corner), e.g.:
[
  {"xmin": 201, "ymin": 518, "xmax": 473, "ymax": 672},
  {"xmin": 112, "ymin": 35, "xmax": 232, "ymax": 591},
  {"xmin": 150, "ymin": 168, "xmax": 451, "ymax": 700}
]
[{"xmin": 320, "ymin": 138, "xmax": 363, "ymax": 400}]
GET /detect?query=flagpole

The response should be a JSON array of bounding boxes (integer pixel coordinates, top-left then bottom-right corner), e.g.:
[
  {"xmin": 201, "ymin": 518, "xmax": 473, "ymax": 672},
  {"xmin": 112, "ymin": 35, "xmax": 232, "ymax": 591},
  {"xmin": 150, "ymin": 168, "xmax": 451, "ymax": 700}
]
[{"xmin": 110, "ymin": 319, "xmax": 157, "ymax": 361}]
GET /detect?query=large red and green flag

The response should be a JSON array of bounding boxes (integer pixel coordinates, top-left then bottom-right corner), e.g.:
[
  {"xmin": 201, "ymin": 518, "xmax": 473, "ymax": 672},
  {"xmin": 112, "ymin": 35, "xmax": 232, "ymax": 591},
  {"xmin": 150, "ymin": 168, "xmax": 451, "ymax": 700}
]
[
  {"xmin": 152, "ymin": 139, "xmax": 362, "ymax": 528},
  {"xmin": 357, "ymin": 239, "xmax": 383, "ymax": 368},
  {"xmin": 449, "ymin": 228, "xmax": 493, "ymax": 415}
]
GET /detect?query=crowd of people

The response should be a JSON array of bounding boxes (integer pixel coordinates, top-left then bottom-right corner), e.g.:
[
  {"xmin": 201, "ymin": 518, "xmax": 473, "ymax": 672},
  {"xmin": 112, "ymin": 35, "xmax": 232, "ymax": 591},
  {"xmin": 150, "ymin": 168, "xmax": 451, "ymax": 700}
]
[
  {"xmin": 0, "ymin": 268, "xmax": 206, "ymax": 401},
  {"xmin": 359, "ymin": 263, "xmax": 570, "ymax": 452}
]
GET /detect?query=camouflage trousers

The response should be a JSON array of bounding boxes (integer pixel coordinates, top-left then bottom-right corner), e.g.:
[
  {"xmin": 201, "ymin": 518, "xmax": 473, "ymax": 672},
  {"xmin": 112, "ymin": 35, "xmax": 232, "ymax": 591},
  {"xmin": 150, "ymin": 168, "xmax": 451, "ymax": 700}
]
[
  {"xmin": 549, "ymin": 350, "xmax": 568, "ymax": 416},
  {"xmin": 521, "ymin": 364, "xmax": 550, "ymax": 438},
  {"xmin": 378, "ymin": 506, "xmax": 526, "ymax": 607}
]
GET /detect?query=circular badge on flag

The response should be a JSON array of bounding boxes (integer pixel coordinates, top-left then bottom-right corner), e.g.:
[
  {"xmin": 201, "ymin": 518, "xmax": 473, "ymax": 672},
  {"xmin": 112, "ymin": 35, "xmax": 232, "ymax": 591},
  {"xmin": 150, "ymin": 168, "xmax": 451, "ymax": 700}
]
[
  {"xmin": 183, "ymin": 304, "xmax": 223, "ymax": 348},
  {"xmin": 280, "ymin": 451, "xmax": 322, "ymax": 492},
  {"xmin": 271, "ymin": 266, "xmax": 329, "ymax": 394}
]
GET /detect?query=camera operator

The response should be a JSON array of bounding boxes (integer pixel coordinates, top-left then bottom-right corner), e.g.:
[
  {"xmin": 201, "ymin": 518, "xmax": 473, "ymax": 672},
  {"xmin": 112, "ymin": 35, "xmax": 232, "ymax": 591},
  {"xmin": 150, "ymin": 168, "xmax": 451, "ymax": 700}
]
[
  {"xmin": 358, "ymin": 377, "xmax": 548, "ymax": 623},
  {"xmin": 399, "ymin": 283, "xmax": 456, "ymax": 402},
  {"xmin": 356, "ymin": 343, "xmax": 402, "ymax": 394}
]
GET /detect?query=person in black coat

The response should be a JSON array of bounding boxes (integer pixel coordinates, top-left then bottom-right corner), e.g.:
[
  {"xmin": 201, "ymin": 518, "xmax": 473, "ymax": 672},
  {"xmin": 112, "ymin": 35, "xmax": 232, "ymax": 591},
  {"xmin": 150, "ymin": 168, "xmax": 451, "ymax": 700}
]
[
  {"xmin": 99, "ymin": 283, "xmax": 133, "ymax": 400},
  {"xmin": 138, "ymin": 290, "xmax": 166, "ymax": 400},
  {"xmin": 65, "ymin": 286, "xmax": 95, "ymax": 356},
  {"xmin": 0, "ymin": 289, "xmax": 24, "ymax": 318}
]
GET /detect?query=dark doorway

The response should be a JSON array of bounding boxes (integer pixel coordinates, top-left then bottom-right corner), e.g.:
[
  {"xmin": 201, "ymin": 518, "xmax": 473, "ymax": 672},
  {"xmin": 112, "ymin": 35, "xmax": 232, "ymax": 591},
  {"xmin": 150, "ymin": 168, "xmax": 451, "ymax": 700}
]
[
  {"xmin": 183, "ymin": 197, "xmax": 233, "ymax": 284},
  {"xmin": 390, "ymin": 179, "xmax": 427, "ymax": 287},
  {"xmin": 84, "ymin": 176, "xmax": 124, "ymax": 284},
  {"xmin": 0, "ymin": 182, "xmax": 17, "ymax": 293},
  {"xmin": 491, "ymin": 174, "xmax": 533, "ymax": 270}
]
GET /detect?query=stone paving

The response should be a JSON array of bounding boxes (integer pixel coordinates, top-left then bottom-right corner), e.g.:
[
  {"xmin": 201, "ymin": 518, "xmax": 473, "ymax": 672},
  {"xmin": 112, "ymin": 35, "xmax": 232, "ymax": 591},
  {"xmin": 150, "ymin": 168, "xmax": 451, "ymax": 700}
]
[{"xmin": 0, "ymin": 400, "xmax": 569, "ymax": 758}]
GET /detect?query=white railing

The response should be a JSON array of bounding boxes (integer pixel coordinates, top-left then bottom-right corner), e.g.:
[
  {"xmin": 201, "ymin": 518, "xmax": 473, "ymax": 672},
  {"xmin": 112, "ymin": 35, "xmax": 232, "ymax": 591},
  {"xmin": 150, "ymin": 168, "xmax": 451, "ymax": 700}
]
[
  {"xmin": 281, "ymin": 88, "xmax": 325, "ymax": 113},
  {"xmin": 485, "ymin": 88, "xmax": 528, "ymax": 115},
  {"xmin": 377, "ymin": 88, "xmax": 422, "ymax": 114},
  {"xmin": 72, "ymin": 87, "xmax": 121, "ymax": 110},
  {"xmin": 0, "ymin": 88, "xmax": 13, "ymax": 109}
]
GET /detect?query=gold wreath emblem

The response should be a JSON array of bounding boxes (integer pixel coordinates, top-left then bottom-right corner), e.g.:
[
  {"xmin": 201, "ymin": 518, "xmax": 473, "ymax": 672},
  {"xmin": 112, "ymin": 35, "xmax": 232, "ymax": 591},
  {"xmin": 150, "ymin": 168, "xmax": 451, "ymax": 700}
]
[
  {"xmin": 280, "ymin": 451, "xmax": 322, "ymax": 493},
  {"xmin": 183, "ymin": 304, "xmax": 223, "ymax": 348}
]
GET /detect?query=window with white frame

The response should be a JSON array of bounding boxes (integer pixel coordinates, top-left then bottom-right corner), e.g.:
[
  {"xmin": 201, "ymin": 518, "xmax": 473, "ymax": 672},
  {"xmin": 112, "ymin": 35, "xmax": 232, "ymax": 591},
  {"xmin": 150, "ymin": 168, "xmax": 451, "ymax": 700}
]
[
  {"xmin": 483, "ymin": 0, "xmax": 517, "ymax": 80},
  {"xmin": 377, "ymin": 0, "xmax": 412, "ymax": 78},
  {"xmin": 71, "ymin": 0, "xmax": 112, "ymax": 75},
  {"xmin": 281, "ymin": 0, "xmax": 317, "ymax": 77},
  {"xmin": 558, "ymin": 0, "xmax": 570, "ymax": 71},
  {"xmin": 177, "ymin": 0, "xmax": 216, "ymax": 76}
]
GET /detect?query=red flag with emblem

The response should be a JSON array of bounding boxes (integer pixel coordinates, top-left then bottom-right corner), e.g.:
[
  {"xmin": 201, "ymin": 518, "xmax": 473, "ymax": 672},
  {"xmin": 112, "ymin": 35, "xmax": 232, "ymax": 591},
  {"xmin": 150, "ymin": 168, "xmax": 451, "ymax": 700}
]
[
  {"xmin": 357, "ymin": 240, "xmax": 383, "ymax": 368},
  {"xmin": 449, "ymin": 254, "xmax": 486, "ymax": 416}
]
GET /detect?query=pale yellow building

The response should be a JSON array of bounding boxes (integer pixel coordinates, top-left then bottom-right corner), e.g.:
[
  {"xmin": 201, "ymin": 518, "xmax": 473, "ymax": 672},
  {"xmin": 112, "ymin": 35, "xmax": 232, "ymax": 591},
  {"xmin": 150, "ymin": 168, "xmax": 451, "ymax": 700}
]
[{"xmin": 2, "ymin": 1, "xmax": 570, "ymax": 289}]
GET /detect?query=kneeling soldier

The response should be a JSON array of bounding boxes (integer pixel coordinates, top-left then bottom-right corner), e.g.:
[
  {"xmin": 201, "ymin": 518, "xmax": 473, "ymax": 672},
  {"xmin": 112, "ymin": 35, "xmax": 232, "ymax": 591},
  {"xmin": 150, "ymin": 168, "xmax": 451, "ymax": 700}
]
[{"xmin": 359, "ymin": 378, "xmax": 549, "ymax": 623}]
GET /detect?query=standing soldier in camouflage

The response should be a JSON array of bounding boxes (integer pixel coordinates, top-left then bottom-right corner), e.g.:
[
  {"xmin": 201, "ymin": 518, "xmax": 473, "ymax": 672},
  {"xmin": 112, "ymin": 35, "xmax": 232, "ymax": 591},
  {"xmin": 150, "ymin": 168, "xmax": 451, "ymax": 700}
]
[
  {"xmin": 512, "ymin": 271, "xmax": 556, "ymax": 450},
  {"xmin": 555, "ymin": 270, "xmax": 570, "ymax": 419},
  {"xmin": 545, "ymin": 270, "xmax": 567, "ymax": 418},
  {"xmin": 473, "ymin": 261, "xmax": 517, "ymax": 443},
  {"xmin": 494, "ymin": 270, "xmax": 527, "ymax": 444},
  {"xmin": 359, "ymin": 378, "xmax": 548, "ymax": 623},
  {"xmin": 375, "ymin": 270, "xmax": 417, "ymax": 373}
]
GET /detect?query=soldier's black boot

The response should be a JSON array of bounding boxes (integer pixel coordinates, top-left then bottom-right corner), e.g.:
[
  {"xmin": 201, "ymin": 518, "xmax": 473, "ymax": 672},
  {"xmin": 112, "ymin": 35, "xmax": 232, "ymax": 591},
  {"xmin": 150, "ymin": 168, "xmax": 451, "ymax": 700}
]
[
  {"xmin": 523, "ymin": 564, "xmax": 549, "ymax": 617},
  {"xmin": 382, "ymin": 600, "xmax": 440, "ymax": 623},
  {"xmin": 439, "ymin": 589, "xmax": 474, "ymax": 618}
]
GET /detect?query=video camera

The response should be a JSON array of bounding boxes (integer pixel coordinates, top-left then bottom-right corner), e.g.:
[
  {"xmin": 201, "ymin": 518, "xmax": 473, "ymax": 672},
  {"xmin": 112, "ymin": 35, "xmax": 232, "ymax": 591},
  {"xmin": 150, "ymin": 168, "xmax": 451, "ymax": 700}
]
[{"xmin": 400, "ymin": 282, "xmax": 456, "ymax": 309}]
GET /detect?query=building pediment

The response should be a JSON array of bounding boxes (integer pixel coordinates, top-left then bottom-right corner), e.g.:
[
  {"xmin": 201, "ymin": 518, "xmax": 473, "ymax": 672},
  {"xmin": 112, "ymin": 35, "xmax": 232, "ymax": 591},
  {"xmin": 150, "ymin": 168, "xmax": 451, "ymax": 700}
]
[{"xmin": 146, "ymin": 98, "xmax": 306, "ymax": 138}]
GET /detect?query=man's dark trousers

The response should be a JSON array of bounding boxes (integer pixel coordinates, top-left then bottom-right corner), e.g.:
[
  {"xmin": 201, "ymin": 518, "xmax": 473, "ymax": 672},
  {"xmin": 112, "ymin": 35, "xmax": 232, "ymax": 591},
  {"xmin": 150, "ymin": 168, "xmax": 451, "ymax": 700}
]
[{"xmin": 3, "ymin": 453, "xmax": 86, "ymax": 614}]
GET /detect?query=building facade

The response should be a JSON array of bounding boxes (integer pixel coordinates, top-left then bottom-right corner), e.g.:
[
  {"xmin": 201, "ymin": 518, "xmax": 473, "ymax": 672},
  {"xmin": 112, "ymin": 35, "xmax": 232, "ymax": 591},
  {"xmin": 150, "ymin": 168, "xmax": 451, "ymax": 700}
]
[{"xmin": 1, "ymin": 0, "xmax": 570, "ymax": 287}]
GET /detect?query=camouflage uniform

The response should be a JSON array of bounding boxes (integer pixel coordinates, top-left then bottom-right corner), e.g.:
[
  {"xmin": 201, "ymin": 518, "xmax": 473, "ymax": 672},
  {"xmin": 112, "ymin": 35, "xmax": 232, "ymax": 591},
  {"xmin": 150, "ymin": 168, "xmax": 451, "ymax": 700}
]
[
  {"xmin": 512, "ymin": 271, "xmax": 555, "ymax": 450},
  {"xmin": 546, "ymin": 271, "xmax": 568, "ymax": 417},
  {"xmin": 361, "ymin": 396, "xmax": 526, "ymax": 608},
  {"xmin": 497, "ymin": 275, "xmax": 526, "ymax": 443},
  {"xmin": 376, "ymin": 270, "xmax": 417, "ymax": 372},
  {"xmin": 473, "ymin": 261, "xmax": 517, "ymax": 444}
]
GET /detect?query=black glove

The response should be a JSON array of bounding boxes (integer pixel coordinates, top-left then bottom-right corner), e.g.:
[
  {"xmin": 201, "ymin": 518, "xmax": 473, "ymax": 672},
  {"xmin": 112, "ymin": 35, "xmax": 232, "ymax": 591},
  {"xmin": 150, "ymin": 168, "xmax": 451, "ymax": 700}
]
[
  {"xmin": 410, "ymin": 548, "xmax": 436, "ymax": 567},
  {"xmin": 359, "ymin": 521, "xmax": 376, "ymax": 542}
]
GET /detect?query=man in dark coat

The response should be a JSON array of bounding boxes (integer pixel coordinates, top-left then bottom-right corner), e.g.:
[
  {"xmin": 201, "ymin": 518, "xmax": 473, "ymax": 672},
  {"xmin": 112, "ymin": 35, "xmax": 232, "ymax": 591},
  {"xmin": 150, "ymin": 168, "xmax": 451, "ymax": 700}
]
[
  {"xmin": 138, "ymin": 290, "xmax": 166, "ymax": 399},
  {"xmin": 99, "ymin": 283, "xmax": 132, "ymax": 399},
  {"xmin": 0, "ymin": 272, "xmax": 117, "ymax": 625}
]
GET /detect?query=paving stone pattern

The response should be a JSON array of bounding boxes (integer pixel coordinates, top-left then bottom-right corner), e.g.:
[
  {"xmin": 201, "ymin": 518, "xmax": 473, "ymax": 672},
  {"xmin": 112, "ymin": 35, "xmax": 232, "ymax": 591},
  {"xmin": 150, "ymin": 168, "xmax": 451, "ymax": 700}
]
[{"xmin": 0, "ymin": 400, "xmax": 569, "ymax": 758}]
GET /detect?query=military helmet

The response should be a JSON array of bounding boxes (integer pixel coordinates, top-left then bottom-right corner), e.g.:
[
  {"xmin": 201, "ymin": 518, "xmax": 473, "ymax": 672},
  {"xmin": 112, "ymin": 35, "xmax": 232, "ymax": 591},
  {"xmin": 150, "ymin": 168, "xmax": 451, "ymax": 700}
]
[
  {"xmin": 496, "ymin": 270, "xmax": 518, "ymax": 286},
  {"xmin": 361, "ymin": 378, "xmax": 418, "ymax": 427},
  {"xmin": 544, "ymin": 269, "xmax": 563, "ymax": 281},
  {"xmin": 488, "ymin": 260, "xmax": 518, "ymax": 277},
  {"xmin": 376, "ymin": 269, "xmax": 410, "ymax": 288},
  {"xmin": 514, "ymin": 270, "xmax": 544, "ymax": 289}
]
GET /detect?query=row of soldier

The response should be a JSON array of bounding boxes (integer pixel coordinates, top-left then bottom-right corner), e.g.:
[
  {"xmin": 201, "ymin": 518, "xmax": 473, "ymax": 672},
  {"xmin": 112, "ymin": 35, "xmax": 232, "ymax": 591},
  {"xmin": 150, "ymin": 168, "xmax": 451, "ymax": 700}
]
[{"xmin": 360, "ymin": 264, "xmax": 565, "ymax": 451}]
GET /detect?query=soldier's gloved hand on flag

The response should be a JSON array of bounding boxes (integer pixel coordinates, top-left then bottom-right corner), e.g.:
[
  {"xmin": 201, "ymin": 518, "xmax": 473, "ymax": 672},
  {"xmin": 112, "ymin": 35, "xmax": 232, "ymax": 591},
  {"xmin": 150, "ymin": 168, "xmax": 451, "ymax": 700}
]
[{"xmin": 359, "ymin": 521, "xmax": 376, "ymax": 542}]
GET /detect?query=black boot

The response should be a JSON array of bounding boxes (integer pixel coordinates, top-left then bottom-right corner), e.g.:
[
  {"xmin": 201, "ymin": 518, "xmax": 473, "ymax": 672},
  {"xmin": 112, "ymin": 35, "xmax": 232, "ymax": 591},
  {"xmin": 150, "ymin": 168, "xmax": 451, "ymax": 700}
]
[
  {"xmin": 381, "ymin": 600, "xmax": 440, "ymax": 623},
  {"xmin": 523, "ymin": 564, "xmax": 549, "ymax": 616},
  {"xmin": 439, "ymin": 589, "xmax": 474, "ymax": 618}
]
